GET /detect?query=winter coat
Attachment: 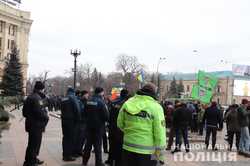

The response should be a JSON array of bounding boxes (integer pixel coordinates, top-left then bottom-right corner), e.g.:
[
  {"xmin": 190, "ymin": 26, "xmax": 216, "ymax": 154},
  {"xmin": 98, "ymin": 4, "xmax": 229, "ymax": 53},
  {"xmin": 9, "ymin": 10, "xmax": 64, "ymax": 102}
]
[
  {"xmin": 84, "ymin": 95, "xmax": 109, "ymax": 130},
  {"xmin": 238, "ymin": 106, "xmax": 250, "ymax": 127},
  {"xmin": 22, "ymin": 91, "xmax": 49, "ymax": 132},
  {"xmin": 173, "ymin": 106, "xmax": 192, "ymax": 129},
  {"xmin": 203, "ymin": 105, "xmax": 222, "ymax": 129},
  {"xmin": 225, "ymin": 108, "xmax": 241, "ymax": 132}
]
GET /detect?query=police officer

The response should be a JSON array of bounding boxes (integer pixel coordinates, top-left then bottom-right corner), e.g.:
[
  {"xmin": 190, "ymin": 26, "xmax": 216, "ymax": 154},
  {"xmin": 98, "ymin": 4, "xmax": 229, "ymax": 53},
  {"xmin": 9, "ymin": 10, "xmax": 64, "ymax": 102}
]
[
  {"xmin": 106, "ymin": 89, "xmax": 129, "ymax": 166},
  {"xmin": 23, "ymin": 81, "xmax": 49, "ymax": 166},
  {"xmin": 82, "ymin": 87, "xmax": 109, "ymax": 166},
  {"xmin": 61, "ymin": 87, "xmax": 81, "ymax": 161},
  {"xmin": 73, "ymin": 90, "xmax": 89, "ymax": 157},
  {"xmin": 117, "ymin": 83, "xmax": 166, "ymax": 166}
]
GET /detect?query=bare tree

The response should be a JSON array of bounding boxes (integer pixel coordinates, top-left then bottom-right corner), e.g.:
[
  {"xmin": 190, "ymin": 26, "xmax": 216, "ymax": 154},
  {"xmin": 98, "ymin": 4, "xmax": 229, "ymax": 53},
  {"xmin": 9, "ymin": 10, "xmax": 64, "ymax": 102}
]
[
  {"xmin": 115, "ymin": 54, "xmax": 145, "ymax": 92},
  {"xmin": 36, "ymin": 70, "xmax": 50, "ymax": 83},
  {"xmin": 116, "ymin": 54, "xmax": 143, "ymax": 74}
]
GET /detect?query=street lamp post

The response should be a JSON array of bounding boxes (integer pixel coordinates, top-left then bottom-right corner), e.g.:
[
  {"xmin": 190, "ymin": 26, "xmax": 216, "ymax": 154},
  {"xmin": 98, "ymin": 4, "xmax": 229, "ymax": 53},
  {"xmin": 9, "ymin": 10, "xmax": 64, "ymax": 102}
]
[
  {"xmin": 156, "ymin": 57, "xmax": 166, "ymax": 99},
  {"xmin": 71, "ymin": 49, "xmax": 81, "ymax": 90}
]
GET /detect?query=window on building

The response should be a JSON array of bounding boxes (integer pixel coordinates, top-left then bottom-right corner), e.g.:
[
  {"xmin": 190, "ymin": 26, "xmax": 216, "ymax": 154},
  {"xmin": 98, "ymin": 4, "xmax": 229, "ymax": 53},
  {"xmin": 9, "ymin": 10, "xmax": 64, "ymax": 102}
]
[
  {"xmin": 8, "ymin": 24, "xmax": 17, "ymax": 36},
  {"xmin": 0, "ymin": 21, "xmax": 4, "ymax": 33},
  {"xmin": 217, "ymin": 85, "xmax": 221, "ymax": 93},
  {"xmin": 12, "ymin": 25, "xmax": 17, "ymax": 36},
  {"xmin": 0, "ymin": 37, "xmax": 2, "ymax": 49},
  {"xmin": 7, "ymin": 39, "xmax": 10, "ymax": 49},
  {"xmin": 0, "ymin": 52, "xmax": 2, "ymax": 60},
  {"xmin": 187, "ymin": 85, "xmax": 190, "ymax": 92},
  {"xmin": 217, "ymin": 98, "xmax": 220, "ymax": 104},
  {"xmin": 166, "ymin": 85, "xmax": 169, "ymax": 91},
  {"xmin": 7, "ymin": 53, "xmax": 11, "ymax": 60},
  {"xmin": 11, "ymin": 40, "xmax": 15, "ymax": 50},
  {"xmin": 8, "ymin": 25, "xmax": 11, "ymax": 35}
]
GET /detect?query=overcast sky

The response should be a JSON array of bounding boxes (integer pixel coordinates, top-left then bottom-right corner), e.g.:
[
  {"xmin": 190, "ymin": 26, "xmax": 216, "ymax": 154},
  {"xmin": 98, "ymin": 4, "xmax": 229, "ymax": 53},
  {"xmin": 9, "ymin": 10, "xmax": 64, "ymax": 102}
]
[{"xmin": 20, "ymin": 0, "xmax": 250, "ymax": 77}]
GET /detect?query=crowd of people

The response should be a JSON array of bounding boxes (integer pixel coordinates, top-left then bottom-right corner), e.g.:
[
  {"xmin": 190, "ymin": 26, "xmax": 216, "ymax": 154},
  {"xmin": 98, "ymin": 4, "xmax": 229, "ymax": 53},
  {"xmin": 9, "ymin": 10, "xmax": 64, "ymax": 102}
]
[
  {"xmin": 21, "ymin": 81, "xmax": 250, "ymax": 166},
  {"xmin": 163, "ymin": 99, "xmax": 250, "ymax": 156}
]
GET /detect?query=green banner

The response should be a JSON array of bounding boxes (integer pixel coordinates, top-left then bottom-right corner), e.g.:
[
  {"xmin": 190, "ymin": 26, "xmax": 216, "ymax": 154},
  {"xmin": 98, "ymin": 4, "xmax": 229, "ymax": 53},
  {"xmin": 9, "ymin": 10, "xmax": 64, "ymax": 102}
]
[
  {"xmin": 198, "ymin": 70, "xmax": 218, "ymax": 91},
  {"xmin": 191, "ymin": 84, "xmax": 213, "ymax": 104}
]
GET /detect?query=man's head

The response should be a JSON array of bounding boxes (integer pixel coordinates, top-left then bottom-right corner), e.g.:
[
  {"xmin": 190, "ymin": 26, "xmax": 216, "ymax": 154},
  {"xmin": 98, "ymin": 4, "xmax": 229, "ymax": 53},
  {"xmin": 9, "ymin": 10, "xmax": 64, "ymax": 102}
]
[
  {"xmin": 67, "ymin": 87, "xmax": 75, "ymax": 96},
  {"xmin": 241, "ymin": 99, "xmax": 248, "ymax": 106},
  {"xmin": 95, "ymin": 87, "xmax": 104, "ymax": 96},
  {"xmin": 81, "ymin": 90, "xmax": 89, "ymax": 99},
  {"xmin": 211, "ymin": 101, "xmax": 217, "ymax": 107},
  {"xmin": 75, "ymin": 90, "xmax": 81, "ymax": 97},
  {"xmin": 34, "ymin": 81, "xmax": 45, "ymax": 92},
  {"xmin": 120, "ymin": 89, "xmax": 129, "ymax": 98},
  {"xmin": 140, "ymin": 83, "xmax": 157, "ymax": 97}
]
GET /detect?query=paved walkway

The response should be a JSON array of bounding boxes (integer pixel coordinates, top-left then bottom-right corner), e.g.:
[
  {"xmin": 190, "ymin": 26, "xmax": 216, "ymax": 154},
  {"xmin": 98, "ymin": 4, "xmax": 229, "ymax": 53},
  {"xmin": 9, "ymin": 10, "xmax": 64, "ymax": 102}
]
[{"xmin": 0, "ymin": 108, "xmax": 249, "ymax": 166}]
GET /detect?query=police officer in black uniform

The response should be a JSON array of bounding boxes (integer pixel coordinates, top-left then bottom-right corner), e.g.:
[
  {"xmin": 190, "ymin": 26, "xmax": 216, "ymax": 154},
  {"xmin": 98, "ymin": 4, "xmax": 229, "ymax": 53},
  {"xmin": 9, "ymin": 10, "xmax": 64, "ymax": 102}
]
[
  {"xmin": 106, "ymin": 89, "xmax": 129, "ymax": 166},
  {"xmin": 73, "ymin": 90, "xmax": 89, "ymax": 157},
  {"xmin": 61, "ymin": 87, "xmax": 81, "ymax": 161},
  {"xmin": 82, "ymin": 87, "xmax": 109, "ymax": 166},
  {"xmin": 23, "ymin": 81, "xmax": 49, "ymax": 166}
]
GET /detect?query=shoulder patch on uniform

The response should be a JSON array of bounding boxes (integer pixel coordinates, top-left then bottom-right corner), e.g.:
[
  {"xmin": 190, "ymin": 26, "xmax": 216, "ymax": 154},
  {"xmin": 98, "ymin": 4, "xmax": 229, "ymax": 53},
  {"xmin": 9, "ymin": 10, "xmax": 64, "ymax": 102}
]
[
  {"xmin": 39, "ymin": 100, "xmax": 44, "ymax": 106},
  {"xmin": 61, "ymin": 97, "xmax": 69, "ymax": 102},
  {"xmin": 87, "ymin": 101, "xmax": 98, "ymax": 106},
  {"xmin": 114, "ymin": 104, "xmax": 121, "ymax": 109}
]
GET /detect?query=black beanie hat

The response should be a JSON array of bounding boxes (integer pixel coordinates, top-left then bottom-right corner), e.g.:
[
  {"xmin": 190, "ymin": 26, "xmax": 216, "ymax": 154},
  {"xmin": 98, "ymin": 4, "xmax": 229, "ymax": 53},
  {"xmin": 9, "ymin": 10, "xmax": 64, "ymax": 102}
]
[
  {"xmin": 95, "ymin": 87, "xmax": 104, "ymax": 94},
  {"xmin": 120, "ymin": 89, "xmax": 129, "ymax": 98},
  {"xmin": 34, "ymin": 81, "xmax": 45, "ymax": 90},
  {"xmin": 141, "ymin": 83, "xmax": 157, "ymax": 95},
  {"xmin": 81, "ymin": 90, "xmax": 89, "ymax": 96}
]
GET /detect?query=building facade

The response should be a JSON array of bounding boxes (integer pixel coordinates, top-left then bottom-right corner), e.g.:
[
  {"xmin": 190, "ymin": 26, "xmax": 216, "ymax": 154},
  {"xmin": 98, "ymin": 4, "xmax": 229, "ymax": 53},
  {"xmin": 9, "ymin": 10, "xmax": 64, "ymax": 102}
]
[
  {"xmin": 160, "ymin": 71, "xmax": 250, "ymax": 106},
  {"xmin": 0, "ymin": 2, "xmax": 32, "ymax": 91}
]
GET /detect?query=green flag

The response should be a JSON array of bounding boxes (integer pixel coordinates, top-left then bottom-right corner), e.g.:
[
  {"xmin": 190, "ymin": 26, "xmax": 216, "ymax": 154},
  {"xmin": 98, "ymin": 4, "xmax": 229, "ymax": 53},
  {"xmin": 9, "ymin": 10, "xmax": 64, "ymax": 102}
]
[
  {"xmin": 191, "ymin": 84, "xmax": 213, "ymax": 104},
  {"xmin": 198, "ymin": 70, "xmax": 218, "ymax": 91}
]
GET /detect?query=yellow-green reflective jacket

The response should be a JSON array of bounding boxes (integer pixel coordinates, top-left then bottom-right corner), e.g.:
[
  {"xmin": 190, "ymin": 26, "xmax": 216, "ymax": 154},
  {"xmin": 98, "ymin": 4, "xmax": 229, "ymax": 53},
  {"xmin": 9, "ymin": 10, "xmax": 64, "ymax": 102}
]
[{"xmin": 117, "ymin": 94, "xmax": 166, "ymax": 155}]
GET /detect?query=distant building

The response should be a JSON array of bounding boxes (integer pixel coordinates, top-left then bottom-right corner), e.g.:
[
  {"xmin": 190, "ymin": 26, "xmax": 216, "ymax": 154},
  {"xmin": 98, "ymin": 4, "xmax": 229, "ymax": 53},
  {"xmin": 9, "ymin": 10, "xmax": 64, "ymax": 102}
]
[
  {"xmin": 0, "ymin": 2, "xmax": 32, "ymax": 92},
  {"xmin": 161, "ymin": 71, "xmax": 250, "ymax": 105}
]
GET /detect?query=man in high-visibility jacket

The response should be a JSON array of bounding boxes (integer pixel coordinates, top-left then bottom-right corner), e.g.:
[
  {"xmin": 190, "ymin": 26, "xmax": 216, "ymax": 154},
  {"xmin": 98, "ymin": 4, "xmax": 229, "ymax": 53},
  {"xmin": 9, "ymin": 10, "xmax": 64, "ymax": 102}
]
[{"xmin": 117, "ymin": 83, "xmax": 166, "ymax": 166}]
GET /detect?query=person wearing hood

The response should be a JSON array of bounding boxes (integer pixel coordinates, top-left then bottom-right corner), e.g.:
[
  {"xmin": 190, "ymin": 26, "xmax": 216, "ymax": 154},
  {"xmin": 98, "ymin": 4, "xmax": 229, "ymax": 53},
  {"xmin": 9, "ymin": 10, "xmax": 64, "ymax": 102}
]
[
  {"xmin": 106, "ymin": 89, "xmax": 130, "ymax": 166},
  {"xmin": 117, "ymin": 83, "xmax": 166, "ymax": 166},
  {"xmin": 60, "ymin": 87, "xmax": 81, "ymax": 162},
  {"xmin": 82, "ymin": 87, "xmax": 109, "ymax": 166},
  {"xmin": 22, "ymin": 81, "xmax": 49, "ymax": 166}
]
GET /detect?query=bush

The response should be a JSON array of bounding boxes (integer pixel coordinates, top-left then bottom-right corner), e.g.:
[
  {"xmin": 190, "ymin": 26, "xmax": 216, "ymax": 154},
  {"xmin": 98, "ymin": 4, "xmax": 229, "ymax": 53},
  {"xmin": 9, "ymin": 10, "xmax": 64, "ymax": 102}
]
[{"xmin": 0, "ymin": 96, "xmax": 23, "ymax": 107}]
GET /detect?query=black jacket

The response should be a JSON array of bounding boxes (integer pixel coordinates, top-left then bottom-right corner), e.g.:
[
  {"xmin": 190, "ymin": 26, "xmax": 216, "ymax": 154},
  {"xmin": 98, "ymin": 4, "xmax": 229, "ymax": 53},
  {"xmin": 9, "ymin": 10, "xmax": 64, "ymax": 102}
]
[
  {"xmin": 238, "ymin": 106, "xmax": 250, "ymax": 127},
  {"xmin": 173, "ymin": 106, "xmax": 192, "ymax": 129},
  {"xmin": 203, "ymin": 106, "xmax": 222, "ymax": 129},
  {"xmin": 225, "ymin": 108, "xmax": 240, "ymax": 132},
  {"xmin": 60, "ymin": 94, "xmax": 81, "ymax": 121},
  {"xmin": 23, "ymin": 91, "xmax": 49, "ymax": 132},
  {"xmin": 110, "ymin": 97, "xmax": 128, "ymax": 130},
  {"xmin": 84, "ymin": 95, "xmax": 109, "ymax": 130}
]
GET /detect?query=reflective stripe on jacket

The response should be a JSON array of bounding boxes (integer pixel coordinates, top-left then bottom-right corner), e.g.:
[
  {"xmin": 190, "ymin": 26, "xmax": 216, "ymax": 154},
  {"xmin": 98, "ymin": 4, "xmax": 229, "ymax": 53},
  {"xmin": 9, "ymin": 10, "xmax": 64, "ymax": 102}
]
[{"xmin": 117, "ymin": 94, "xmax": 166, "ymax": 154}]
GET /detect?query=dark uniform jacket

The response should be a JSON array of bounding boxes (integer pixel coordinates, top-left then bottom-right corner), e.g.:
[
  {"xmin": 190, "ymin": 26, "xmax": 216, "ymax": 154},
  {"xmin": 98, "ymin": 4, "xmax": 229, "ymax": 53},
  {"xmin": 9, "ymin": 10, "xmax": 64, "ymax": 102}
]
[
  {"xmin": 22, "ymin": 91, "xmax": 49, "ymax": 132},
  {"xmin": 60, "ymin": 92, "xmax": 81, "ymax": 121},
  {"xmin": 84, "ymin": 95, "xmax": 109, "ymax": 130},
  {"xmin": 109, "ymin": 97, "xmax": 128, "ymax": 139}
]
